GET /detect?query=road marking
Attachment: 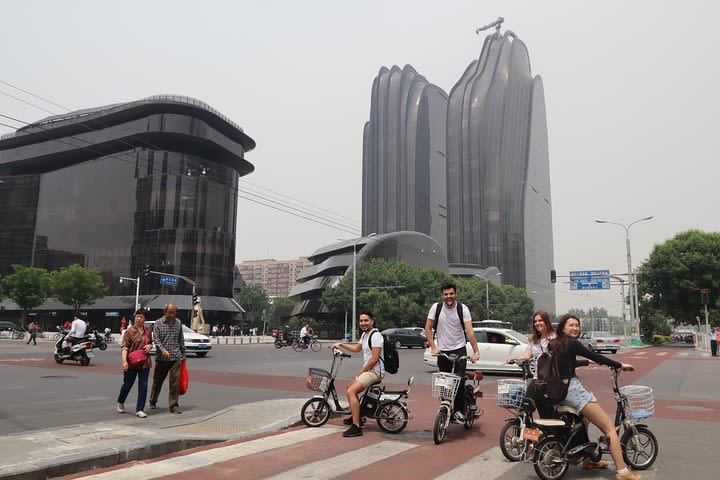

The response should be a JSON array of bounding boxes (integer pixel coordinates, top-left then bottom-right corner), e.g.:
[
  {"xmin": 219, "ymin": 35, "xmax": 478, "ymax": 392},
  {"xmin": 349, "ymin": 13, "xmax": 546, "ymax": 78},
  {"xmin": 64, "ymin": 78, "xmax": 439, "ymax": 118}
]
[
  {"xmin": 266, "ymin": 440, "xmax": 417, "ymax": 479},
  {"xmin": 634, "ymin": 351, "xmax": 648, "ymax": 355},
  {"xmin": 677, "ymin": 352, "xmax": 689, "ymax": 357},
  {"xmin": 75, "ymin": 427, "xmax": 341, "ymax": 480},
  {"xmin": 656, "ymin": 352, "xmax": 668, "ymax": 356},
  {"xmin": 433, "ymin": 447, "xmax": 515, "ymax": 479}
]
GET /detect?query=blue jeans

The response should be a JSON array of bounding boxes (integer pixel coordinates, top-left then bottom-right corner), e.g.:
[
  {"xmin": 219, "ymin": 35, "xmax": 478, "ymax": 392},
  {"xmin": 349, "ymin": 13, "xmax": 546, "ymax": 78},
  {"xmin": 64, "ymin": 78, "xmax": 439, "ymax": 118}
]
[{"xmin": 117, "ymin": 367, "xmax": 149, "ymax": 412}]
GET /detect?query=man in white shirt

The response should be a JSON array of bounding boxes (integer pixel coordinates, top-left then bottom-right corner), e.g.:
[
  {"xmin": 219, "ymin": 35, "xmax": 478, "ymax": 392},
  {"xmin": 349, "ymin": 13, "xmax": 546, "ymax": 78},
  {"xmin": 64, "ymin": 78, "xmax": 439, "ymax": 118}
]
[
  {"xmin": 64, "ymin": 313, "xmax": 88, "ymax": 351},
  {"xmin": 333, "ymin": 311, "xmax": 384, "ymax": 437},
  {"xmin": 425, "ymin": 283, "xmax": 480, "ymax": 423}
]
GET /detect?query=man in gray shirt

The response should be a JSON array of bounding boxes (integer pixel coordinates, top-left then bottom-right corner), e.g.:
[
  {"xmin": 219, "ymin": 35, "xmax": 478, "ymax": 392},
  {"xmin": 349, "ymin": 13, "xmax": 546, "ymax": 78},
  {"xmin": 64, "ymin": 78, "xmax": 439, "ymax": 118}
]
[{"xmin": 149, "ymin": 303, "xmax": 186, "ymax": 414}]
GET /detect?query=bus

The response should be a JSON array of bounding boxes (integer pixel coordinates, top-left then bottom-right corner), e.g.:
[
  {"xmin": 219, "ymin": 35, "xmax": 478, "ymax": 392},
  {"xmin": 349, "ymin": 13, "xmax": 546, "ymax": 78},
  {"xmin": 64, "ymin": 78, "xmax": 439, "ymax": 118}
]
[{"xmin": 472, "ymin": 319, "xmax": 513, "ymax": 330}]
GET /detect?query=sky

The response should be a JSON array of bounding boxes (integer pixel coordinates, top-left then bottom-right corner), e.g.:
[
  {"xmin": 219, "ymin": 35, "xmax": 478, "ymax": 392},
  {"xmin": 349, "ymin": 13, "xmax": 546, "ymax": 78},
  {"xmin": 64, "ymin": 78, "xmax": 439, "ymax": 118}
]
[{"xmin": 2, "ymin": 1, "xmax": 719, "ymax": 316}]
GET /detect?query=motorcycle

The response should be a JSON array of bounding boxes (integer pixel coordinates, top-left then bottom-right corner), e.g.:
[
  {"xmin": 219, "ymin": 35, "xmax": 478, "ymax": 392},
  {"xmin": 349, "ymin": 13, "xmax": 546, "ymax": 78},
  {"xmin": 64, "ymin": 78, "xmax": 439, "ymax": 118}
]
[
  {"xmin": 90, "ymin": 330, "xmax": 108, "ymax": 351},
  {"xmin": 53, "ymin": 327, "xmax": 94, "ymax": 366},
  {"xmin": 274, "ymin": 334, "xmax": 295, "ymax": 349}
]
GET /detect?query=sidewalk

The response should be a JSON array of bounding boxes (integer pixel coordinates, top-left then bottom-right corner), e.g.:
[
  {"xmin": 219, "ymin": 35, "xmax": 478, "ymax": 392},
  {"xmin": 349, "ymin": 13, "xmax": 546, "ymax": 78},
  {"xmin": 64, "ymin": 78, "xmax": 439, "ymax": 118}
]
[{"xmin": 0, "ymin": 398, "xmax": 308, "ymax": 480}]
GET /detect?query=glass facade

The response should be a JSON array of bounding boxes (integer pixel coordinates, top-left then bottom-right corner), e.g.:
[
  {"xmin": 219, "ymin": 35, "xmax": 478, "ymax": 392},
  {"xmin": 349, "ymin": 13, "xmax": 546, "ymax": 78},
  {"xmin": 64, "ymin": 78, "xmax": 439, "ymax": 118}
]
[{"xmin": 0, "ymin": 96, "xmax": 255, "ymax": 301}]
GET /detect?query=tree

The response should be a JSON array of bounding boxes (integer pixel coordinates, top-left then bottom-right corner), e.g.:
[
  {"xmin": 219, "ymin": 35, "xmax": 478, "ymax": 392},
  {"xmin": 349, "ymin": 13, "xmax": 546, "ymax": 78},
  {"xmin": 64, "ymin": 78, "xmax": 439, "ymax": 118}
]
[
  {"xmin": 638, "ymin": 230, "xmax": 720, "ymax": 327},
  {"xmin": 2, "ymin": 265, "xmax": 51, "ymax": 327},
  {"xmin": 454, "ymin": 276, "xmax": 534, "ymax": 331},
  {"xmin": 235, "ymin": 284, "xmax": 270, "ymax": 322},
  {"xmin": 50, "ymin": 264, "xmax": 108, "ymax": 311},
  {"xmin": 268, "ymin": 296, "xmax": 298, "ymax": 320}
]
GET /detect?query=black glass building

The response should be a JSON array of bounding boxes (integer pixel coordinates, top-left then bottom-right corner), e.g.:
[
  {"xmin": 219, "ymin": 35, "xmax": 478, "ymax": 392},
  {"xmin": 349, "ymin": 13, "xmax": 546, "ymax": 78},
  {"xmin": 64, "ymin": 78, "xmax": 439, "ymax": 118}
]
[{"xmin": 0, "ymin": 95, "xmax": 255, "ymax": 323}]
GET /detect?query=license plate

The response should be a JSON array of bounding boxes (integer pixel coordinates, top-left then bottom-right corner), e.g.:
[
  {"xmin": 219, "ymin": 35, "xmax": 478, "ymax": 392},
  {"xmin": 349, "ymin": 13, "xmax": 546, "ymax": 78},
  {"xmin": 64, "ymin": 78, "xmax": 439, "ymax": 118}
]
[
  {"xmin": 523, "ymin": 427, "xmax": 541, "ymax": 442},
  {"xmin": 198, "ymin": 344, "xmax": 208, "ymax": 349},
  {"xmin": 86, "ymin": 352, "xmax": 94, "ymax": 358}
]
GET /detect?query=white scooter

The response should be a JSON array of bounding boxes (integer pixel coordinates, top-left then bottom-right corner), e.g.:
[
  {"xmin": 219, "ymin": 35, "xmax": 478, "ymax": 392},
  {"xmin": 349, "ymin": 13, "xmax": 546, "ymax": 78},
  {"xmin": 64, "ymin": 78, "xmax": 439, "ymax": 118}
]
[{"xmin": 53, "ymin": 327, "xmax": 93, "ymax": 366}]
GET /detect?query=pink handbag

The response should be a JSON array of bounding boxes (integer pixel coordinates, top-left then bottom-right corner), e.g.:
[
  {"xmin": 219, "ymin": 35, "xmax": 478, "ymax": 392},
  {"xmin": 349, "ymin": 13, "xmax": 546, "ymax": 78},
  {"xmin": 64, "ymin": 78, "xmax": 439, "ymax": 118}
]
[{"xmin": 127, "ymin": 328, "xmax": 149, "ymax": 368}]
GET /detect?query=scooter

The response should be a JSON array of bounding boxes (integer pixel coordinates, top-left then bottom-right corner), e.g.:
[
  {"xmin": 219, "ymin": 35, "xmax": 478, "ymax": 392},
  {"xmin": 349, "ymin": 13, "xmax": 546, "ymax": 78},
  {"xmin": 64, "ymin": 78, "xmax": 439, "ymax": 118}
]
[
  {"xmin": 53, "ymin": 327, "xmax": 93, "ymax": 366},
  {"xmin": 90, "ymin": 330, "xmax": 108, "ymax": 351}
]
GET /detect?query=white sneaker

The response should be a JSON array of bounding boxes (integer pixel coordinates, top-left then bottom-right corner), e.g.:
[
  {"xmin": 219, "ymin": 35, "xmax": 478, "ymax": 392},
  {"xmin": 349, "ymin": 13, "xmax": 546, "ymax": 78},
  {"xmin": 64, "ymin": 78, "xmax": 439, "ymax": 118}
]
[
  {"xmin": 116, "ymin": 403, "xmax": 125, "ymax": 413},
  {"xmin": 452, "ymin": 411, "xmax": 465, "ymax": 423},
  {"xmin": 136, "ymin": 411, "xmax": 147, "ymax": 418}
]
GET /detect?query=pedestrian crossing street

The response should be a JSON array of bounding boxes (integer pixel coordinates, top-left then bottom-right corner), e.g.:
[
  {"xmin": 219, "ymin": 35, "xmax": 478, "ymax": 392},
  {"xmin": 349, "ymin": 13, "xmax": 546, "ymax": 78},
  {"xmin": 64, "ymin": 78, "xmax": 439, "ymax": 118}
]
[{"xmin": 67, "ymin": 425, "xmax": 657, "ymax": 480}]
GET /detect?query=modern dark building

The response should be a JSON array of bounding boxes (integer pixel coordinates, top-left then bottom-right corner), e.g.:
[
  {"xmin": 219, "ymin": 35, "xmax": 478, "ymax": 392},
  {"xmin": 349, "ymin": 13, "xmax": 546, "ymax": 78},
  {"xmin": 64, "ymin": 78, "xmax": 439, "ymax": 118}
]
[
  {"xmin": 289, "ymin": 231, "xmax": 448, "ymax": 316},
  {"xmin": 362, "ymin": 65, "xmax": 449, "ymax": 254},
  {"xmin": 360, "ymin": 30, "xmax": 555, "ymax": 313},
  {"xmin": 0, "ymin": 95, "xmax": 255, "ymax": 327}
]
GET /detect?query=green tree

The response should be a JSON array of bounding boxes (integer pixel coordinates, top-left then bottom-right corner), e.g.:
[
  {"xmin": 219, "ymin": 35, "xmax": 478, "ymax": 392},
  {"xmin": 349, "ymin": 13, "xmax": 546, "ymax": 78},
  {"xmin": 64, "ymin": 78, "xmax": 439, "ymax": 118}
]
[
  {"xmin": 638, "ymin": 230, "xmax": 720, "ymax": 326},
  {"xmin": 2, "ymin": 265, "xmax": 51, "ymax": 327},
  {"xmin": 454, "ymin": 276, "xmax": 534, "ymax": 331},
  {"xmin": 235, "ymin": 284, "xmax": 270, "ymax": 321},
  {"xmin": 50, "ymin": 264, "xmax": 108, "ymax": 311}
]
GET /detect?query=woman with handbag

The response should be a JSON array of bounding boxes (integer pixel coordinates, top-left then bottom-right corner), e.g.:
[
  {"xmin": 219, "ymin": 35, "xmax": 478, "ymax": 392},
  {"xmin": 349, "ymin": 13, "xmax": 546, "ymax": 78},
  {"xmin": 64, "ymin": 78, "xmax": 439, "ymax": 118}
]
[{"xmin": 116, "ymin": 309, "xmax": 153, "ymax": 418}]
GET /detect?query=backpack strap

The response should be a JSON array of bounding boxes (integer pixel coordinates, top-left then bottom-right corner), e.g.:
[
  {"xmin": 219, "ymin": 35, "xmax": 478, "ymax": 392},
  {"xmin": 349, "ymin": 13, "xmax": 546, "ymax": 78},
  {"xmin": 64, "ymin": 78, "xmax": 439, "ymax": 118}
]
[
  {"xmin": 433, "ymin": 302, "xmax": 468, "ymax": 341},
  {"xmin": 368, "ymin": 328, "xmax": 384, "ymax": 373}
]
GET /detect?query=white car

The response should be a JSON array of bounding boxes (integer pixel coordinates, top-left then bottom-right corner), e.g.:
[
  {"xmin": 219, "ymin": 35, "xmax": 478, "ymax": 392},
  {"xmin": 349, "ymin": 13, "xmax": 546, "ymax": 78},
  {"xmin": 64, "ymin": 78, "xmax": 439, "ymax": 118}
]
[
  {"xmin": 423, "ymin": 327, "xmax": 529, "ymax": 373},
  {"xmin": 121, "ymin": 321, "xmax": 212, "ymax": 357},
  {"xmin": 580, "ymin": 331, "xmax": 621, "ymax": 354}
]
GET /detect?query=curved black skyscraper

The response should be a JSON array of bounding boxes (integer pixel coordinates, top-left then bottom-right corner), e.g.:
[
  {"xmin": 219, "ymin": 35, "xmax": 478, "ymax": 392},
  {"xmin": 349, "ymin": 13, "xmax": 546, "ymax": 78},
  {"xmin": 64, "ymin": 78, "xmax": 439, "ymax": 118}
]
[
  {"xmin": 362, "ymin": 65, "xmax": 448, "ymax": 253},
  {"xmin": 0, "ymin": 95, "xmax": 255, "ymax": 303}
]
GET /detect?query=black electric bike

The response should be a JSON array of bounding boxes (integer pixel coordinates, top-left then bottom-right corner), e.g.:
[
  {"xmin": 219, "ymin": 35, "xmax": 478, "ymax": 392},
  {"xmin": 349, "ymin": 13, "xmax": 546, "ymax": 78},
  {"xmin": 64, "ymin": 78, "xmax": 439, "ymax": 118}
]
[
  {"xmin": 532, "ymin": 366, "xmax": 659, "ymax": 480},
  {"xmin": 301, "ymin": 347, "xmax": 413, "ymax": 433}
]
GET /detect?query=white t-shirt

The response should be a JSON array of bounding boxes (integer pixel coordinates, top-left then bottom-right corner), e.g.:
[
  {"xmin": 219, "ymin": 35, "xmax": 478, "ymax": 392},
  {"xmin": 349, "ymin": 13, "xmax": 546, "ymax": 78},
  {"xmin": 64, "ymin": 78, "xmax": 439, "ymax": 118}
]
[
  {"xmin": 69, "ymin": 319, "xmax": 87, "ymax": 338},
  {"xmin": 529, "ymin": 335, "xmax": 555, "ymax": 379},
  {"xmin": 427, "ymin": 302, "xmax": 472, "ymax": 351},
  {"xmin": 361, "ymin": 329, "xmax": 384, "ymax": 374},
  {"xmin": 300, "ymin": 326, "xmax": 308, "ymax": 338}
]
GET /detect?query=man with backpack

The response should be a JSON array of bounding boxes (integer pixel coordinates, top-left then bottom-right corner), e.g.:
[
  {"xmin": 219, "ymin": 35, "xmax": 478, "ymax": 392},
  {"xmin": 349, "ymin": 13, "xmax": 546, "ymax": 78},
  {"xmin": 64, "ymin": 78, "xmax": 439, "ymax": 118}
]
[
  {"xmin": 332, "ymin": 310, "xmax": 384, "ymax": 437},
  {"xmin": 425, "ymin": 283, "xmax": 480, "ymax": 423}
]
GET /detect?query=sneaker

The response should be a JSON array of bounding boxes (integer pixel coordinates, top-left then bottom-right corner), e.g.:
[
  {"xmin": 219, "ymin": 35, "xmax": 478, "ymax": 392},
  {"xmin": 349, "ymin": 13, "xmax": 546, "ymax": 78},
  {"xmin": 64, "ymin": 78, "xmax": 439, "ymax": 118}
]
[
  {"xmin": 342, "ymin": 416, "xmax": 354, "ymax": 425},
  {"xmin": 616, "ymin": 469, "xmax": 643, "ymax": 480},
  {"xmin": 169, "ymin": 407, "xmax": 182, "ymax": 414},
  {"xmin": 452, "ymin": 411, "xmax": 465, "ymax": 423},
  {"xmin": 136, "ymin": 411, "xmax": 147, "ymax": 418},
  {"xmin": 342, "ymin": 424, "xmax": 363, "ymax": 437},
  {"xmin": 149, "ymin": 403, "xmax": 157, "ymax": 410},
  {"xmin": 583, "ymin": 459, "xmax": 609, "ymax": 470},
  {"xmin": 116, "ymin": 403, "xmax": 125, "ymax": 413}
]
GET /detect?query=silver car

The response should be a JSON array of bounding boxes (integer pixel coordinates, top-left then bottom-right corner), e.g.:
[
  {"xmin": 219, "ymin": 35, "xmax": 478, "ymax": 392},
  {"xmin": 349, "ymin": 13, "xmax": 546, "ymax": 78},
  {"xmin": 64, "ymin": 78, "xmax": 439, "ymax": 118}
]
[{"xmin": 580, "ymin": 331, "xmax": 621, "ymax": 354}]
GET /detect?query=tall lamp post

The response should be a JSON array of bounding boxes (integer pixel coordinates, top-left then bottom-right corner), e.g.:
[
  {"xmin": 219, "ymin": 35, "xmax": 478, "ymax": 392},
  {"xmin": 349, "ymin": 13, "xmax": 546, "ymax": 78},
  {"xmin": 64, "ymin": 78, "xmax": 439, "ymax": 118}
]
[
  {"xmin": 595, "ymin": 216, "xmax": 653, "ymax": 339},
  {"xmin": 119, "ymin": 276, "xmax": 140, "ymax": 311},
  {"xmin": 475, "ymin": 272, "xmax": 502, "ymax": 320}
]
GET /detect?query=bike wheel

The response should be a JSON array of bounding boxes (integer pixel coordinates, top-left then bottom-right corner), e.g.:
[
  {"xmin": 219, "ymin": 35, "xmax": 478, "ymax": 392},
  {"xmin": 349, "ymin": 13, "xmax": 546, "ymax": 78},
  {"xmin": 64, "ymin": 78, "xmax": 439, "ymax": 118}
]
[
  {"xmin": 80, "ymin": 353, "xmax": 90, "ymax": 366},
  {"xmin": 376, "ymin": 401, "xmax": 409, "ymax": 434},
  {"xmin": 292, "ymin": 341, "xmax": 303, "ymax": 352},
  {"xmin": 99, "ymin": 342, "xmax": 107, "ymax": 351},
  {"xmin": 500, "ymin": 419, "xmax": 524, "ymax": 462},
  {"xmin": 53, "ymin": 333, "xmax": 62, "ymax": 341},
  {"xmin": 533, "ymin": 436, "xmax": 569, "ymax": 480},
  {"xmin": 433, "ymin": 407, "xmax": 449, "ymax": 445},
  {"xmin": 54, "ymin": 354, "xmax": 64, "ymax": 364},
  {"xmin": 310, "ymin": 339, "xmax": 322, "ymax": 352},
  {"xmin": 274, "ymin": 339, "xmax": 283, "ymax": 349},
  {"xmin": 621, "ymin": 425, "xmax": 659, "ymax": 470},
  {"xmin": 301, "ymin": 398, "xmax": 331, "ymax": 427},
  {"xmin": 463, "ymin": 386, "xmax": 476, "ymax": 430}
]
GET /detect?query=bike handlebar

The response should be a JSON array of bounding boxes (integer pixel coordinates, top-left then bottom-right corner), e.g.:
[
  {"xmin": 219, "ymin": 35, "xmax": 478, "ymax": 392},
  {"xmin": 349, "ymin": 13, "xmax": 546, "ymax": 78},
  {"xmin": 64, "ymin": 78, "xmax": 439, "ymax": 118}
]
[{"xmin": 331, "ymin": 346, "xmax": 351, "ymax": 358}]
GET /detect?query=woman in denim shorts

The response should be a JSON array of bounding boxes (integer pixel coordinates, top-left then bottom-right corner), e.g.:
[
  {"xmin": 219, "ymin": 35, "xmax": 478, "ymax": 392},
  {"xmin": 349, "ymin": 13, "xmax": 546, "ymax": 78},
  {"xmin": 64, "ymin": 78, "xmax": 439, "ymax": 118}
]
[{"xmin": 552, "ymin": 314, "xmax": 641, "ymax": 480}]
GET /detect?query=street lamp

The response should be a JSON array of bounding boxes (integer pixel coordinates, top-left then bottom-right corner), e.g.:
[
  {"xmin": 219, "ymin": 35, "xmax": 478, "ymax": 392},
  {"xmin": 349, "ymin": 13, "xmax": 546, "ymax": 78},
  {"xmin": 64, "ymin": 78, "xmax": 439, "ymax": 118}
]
[
  {"xmin": 595, "ymin": 216, "xmax": 653, "ymax": 339},
  {"xmin": 475, "ymin": 272, "xmax": 502, "ymax": 320},
  {"xmin": 340, "ymin": 233, "xmax": 377, "ymax": 342},
  {"xmin": 119, "ymin": 276, "xmax": 140, "ymax": 311}
]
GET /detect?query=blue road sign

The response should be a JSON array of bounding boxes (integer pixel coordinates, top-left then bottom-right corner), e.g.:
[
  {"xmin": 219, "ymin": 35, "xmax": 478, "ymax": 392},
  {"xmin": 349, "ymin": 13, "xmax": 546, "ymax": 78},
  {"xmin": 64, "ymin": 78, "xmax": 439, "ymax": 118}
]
[
  {"xmin": 570, "ymin": 270, "xmax": 610, "ymax": 290},
  {"xmin": 160, "ymin": 275, "xmax": 179, "ymax": 287}
]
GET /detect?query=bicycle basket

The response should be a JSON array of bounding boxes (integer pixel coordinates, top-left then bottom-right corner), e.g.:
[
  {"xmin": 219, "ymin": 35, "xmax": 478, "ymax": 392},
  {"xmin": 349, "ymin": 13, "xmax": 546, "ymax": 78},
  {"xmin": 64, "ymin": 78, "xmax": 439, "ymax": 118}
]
[
  {"xmin": 497, "ymin": 379, "xmax": 527, "ymax": 408},
  {"xmin": 431, "ymin": 372, "xmax": 461, "ymax": 400},
  {"xmin": 619, "ymin": 385, "xmax": 654, "ymax": 419},
  {"xmin": 307, "ymin": 368, "xmax": 331, "ymax": 393}
]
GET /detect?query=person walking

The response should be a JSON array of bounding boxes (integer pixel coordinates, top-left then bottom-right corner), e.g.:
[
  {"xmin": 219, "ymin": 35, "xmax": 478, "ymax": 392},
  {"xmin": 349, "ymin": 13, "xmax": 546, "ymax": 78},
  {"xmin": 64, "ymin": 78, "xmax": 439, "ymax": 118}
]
[
  {"xmin": 116, "ymin": 309, "xmax": 153, "ymax": 418},
  {"xmin": 425, "ymin": 282, "xmax": 480, "ymax": 423},
  {"xmin": 26, "ymin": 321, "xmax": 38, "ymax": 345},
  {"xmin": 148, "ymin": 303, "xmax": 186, "ymax": 414},
  {"xmin": 710, "ymin": 327, "xmax": 718, "ymax": 357}
]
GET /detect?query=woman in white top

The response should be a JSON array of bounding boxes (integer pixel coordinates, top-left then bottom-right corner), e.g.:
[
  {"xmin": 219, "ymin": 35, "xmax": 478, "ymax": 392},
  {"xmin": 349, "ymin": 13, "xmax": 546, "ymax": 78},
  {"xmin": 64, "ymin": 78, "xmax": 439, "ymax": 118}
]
[{"xmin": 333, "ymin": 310, "xmax": 384, "ymax": 437}]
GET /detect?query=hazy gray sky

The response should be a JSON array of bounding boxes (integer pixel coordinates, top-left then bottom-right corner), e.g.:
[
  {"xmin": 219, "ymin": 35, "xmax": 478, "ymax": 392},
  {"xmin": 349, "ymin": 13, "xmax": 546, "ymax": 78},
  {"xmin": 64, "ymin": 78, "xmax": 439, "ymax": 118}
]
[{"xmin": 2, "ymin": 1, "xmax": 718, "ymax": 316}]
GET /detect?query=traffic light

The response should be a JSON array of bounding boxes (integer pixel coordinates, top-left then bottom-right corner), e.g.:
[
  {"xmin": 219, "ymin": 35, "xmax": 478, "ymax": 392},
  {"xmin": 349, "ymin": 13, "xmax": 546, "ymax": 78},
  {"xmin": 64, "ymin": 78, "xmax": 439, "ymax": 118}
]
[
  {"xmin": 144, "ymin": 265, "xmax": 151, "ymax": 276},
  {"xmin": 550, "ymin": 269, "xmax": 557, "ymax": 284},
  {"xmin": 192, "ymin": 292, "xmax": 199, "ymax": 305},
  {"xmin": 701, "ymin": 289, "xmax": 709, "ymax": 306}
]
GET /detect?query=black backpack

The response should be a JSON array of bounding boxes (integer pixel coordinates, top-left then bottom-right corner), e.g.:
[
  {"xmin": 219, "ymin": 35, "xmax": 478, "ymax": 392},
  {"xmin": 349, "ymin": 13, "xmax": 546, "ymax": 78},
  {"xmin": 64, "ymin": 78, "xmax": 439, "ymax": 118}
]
[
  {"xmin": 535, "ymin": 348, "xmax": 569, "ymax": 405},
  {"xmin": 368, "ymin": 329, "xmax": 399, "ymax": 374},
  {"xmin": 432, "ymin": 302, "xmax": 467, "ymax": 341}
]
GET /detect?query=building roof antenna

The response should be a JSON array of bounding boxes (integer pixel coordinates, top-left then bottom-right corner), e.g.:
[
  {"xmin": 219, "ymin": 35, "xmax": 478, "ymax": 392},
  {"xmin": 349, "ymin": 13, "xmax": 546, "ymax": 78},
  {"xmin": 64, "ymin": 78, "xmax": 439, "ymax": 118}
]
[{"xmin": 476, "ymin": 16, "xmax": 505, "ymax": 38}]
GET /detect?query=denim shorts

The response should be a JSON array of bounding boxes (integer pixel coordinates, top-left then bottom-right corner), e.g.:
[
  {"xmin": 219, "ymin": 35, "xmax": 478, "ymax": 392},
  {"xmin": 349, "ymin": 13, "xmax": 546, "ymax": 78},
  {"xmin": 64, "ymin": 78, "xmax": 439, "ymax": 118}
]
[{"xmin": 561, "ymin": 377, "xmax": 597, "ymax": 412}]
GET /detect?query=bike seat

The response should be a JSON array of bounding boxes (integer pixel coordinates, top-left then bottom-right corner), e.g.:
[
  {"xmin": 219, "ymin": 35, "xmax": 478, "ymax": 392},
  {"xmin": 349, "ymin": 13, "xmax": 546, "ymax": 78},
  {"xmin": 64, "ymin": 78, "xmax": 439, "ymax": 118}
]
[
  {"xmin": 556, "ymin": 405, "xmax": 579, "ymax": 415},
  {"xmin": 534, "ymin": 418, "xmax": 567, "ymax": 427},
  {"xmin": 466, "ymin": 371, "xmax": 483, "ymax": 381}
]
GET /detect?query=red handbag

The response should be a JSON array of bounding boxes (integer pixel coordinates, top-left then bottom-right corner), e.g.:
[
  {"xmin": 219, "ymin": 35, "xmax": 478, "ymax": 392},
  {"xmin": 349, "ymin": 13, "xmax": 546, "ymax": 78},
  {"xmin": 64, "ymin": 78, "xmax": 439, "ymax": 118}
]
[
  {"xmin": 179, "ymin": 359, "xmax": 189, "ymax": 395},
  {"xmin": 127, "ymin": 328, "xmax": 149, "ymax": 368}
]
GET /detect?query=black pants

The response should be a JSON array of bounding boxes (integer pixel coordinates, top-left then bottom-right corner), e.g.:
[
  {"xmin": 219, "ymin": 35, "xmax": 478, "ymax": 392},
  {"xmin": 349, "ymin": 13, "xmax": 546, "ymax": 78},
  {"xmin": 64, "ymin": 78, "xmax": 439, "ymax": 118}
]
[
  {"xmin": 526, "ymin": 380, "xmax": 554, "ymax": 418},
  {"xmin": 437, "ymin": 346, "xmax": 467, "ymax": 414},
  {"xmin": 26, "ymin": 332, "xmax": 37, "ymax": 345},
  {"xmin": 711, "ymin": 339, "xmax": 717, "ymax": 356}
]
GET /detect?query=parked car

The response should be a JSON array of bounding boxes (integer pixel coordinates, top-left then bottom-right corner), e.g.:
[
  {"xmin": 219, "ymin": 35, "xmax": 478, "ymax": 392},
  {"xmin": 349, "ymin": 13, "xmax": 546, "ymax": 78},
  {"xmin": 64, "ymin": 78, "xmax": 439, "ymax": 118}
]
[
  {"xmin": 121, "ymin": 321, "xmax": 212, "ymax": 357},
  {"xmin": 580, "ymin": 331, "xmax": 621, "ymax": 353},
  {"xmin": 0, "ymin": 321, "xmax": 24, "ymax": 339},
  {"xmin": 381, "ymin": 328, "xmax": 427, "ymax": 349},
  {"xmin": 423, "ymin": 327, "xmax": 529, "ymax": 373}
]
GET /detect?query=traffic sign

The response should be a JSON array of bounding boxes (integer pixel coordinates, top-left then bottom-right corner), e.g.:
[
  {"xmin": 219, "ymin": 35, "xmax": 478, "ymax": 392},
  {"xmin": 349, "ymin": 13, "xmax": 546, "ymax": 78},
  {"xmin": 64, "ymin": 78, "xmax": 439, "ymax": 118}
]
[
  {"xmin": 570, "ymin": 270, "xmax": 610, "ymax": 290},
  {"xmin": 160, "ymin": 275, "xmax": 178, "ymax": 287}
]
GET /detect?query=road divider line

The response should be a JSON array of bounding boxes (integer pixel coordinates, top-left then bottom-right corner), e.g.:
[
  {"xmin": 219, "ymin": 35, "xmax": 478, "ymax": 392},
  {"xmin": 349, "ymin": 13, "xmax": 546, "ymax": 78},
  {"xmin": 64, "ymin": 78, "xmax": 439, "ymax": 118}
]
[
  {"xmin": 75, "ymin": 427, "xmax": 341, "ymax": 480},
  {"xmin": 657, "ymin": 352, "xmax": 668, "ymax": 356},
  {"xmin": 433, "ymin": 447, "xmax": 515, "ymax": 479},
  {"xmin": 266, "ymin": 440, "xmax": 417, "ymax": 480}
]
